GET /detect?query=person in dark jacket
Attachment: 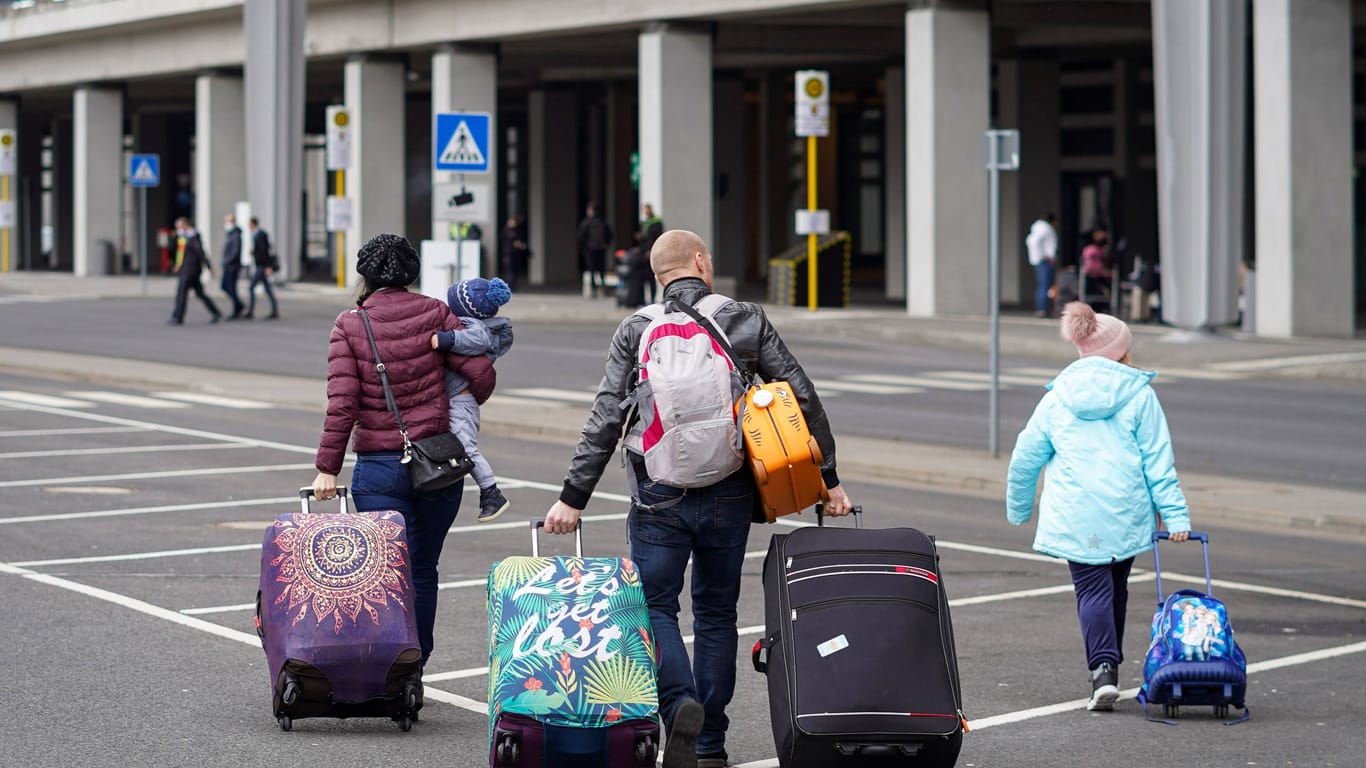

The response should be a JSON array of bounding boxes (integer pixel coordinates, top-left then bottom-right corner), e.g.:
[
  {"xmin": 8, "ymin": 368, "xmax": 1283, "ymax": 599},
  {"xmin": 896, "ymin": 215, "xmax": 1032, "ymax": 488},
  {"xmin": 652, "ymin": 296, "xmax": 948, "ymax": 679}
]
[
  {"xmin": 499, "ymin": 215, "xmax": 530, "ymax": 291},
  {"xmin": 576, "ymin": 202, "xmax": 612, "ymax": 299},
  {"xmin": 543, "ymin": 230, "xmax": 853, "ymax": 768},
  {"xmin": 636, "ymin": 203, "xmax": 665, "ymax": 304},
  {"xmin": 312, "ymin": 233, "xmax": 496, "ymax": 669},
  {"xmin": 220, "ymin": 214, "xmax": 246, "ymax": 319},
  {"xmin": 245, "ymin": 217, "xmax": 279, "ymax": 320},
  {"xmin": 168, "ymin": 217, "xmax": 222, "ymax": 325}
]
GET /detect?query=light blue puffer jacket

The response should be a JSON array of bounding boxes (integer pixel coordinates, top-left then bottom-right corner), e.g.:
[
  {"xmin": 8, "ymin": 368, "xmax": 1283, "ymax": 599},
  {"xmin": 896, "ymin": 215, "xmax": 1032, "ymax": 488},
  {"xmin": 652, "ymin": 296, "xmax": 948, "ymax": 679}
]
[{"xmin": 1006, "ymin": 357, "xmax": 1190, "ymax": 565}]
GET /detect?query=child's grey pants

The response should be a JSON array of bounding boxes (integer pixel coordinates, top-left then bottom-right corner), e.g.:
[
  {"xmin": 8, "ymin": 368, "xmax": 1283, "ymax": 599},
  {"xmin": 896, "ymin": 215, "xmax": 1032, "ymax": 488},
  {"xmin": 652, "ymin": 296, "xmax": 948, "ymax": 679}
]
[{"xmin": 447, "ymin": 392, "xmax": 494, "ymax": 490}]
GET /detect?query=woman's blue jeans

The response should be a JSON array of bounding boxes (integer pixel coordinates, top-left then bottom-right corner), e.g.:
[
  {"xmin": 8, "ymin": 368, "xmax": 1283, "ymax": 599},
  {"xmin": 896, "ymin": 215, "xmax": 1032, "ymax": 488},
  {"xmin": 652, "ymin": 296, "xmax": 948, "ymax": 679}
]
[
  {"xmin": 628, "ymin": 468, "xmax": 755, "ymax": 758},
  {"xmin": 350, "ymin": 451, "xmax": 463, "ymax": 667}
]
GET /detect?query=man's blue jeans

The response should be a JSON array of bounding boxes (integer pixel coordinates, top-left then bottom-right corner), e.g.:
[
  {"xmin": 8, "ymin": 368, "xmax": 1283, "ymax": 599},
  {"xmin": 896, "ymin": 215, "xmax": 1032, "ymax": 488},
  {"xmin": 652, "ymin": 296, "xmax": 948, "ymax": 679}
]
[
  {"xmin": 1034, "ymin": 259, "xmax": 1056, "ymax": 315},
  {"xmin": 629, "ymin": 467, "xmax": 755, "ymax": 758},
  {"xmin": 350, "ymin": 451, "xmax": 464, "ymax": 667}
]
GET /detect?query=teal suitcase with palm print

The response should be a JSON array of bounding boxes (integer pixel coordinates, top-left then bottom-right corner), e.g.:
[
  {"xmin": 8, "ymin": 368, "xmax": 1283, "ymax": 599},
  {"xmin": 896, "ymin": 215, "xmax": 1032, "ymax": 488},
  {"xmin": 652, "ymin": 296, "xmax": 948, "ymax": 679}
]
[{"xmin": 486, "ymin": 520, "xmax": 660, "ymax": 767}]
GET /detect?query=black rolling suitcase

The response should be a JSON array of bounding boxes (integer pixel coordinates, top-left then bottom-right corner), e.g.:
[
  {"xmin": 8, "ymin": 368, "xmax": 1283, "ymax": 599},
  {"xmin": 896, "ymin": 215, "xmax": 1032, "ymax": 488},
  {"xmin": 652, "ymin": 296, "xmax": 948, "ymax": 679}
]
[{"xmin": 752, "ymin": 508, "xmax": 965, "ymax": 767}]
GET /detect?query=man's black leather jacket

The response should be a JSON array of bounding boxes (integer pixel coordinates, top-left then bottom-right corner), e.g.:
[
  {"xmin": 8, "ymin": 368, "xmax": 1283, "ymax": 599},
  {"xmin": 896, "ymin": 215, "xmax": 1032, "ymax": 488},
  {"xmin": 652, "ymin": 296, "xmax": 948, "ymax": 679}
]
[{"xmin": 558, "ymin": 277, "xmax": 839, "ymax": 509}]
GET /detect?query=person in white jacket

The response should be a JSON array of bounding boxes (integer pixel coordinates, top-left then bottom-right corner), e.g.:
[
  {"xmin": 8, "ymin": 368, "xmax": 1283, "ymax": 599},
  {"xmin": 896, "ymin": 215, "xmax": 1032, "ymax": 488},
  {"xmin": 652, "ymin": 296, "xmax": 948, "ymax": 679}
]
[{"xmin": 1026, "ymin": 213, "xmax": 1059, "ymax": 317}]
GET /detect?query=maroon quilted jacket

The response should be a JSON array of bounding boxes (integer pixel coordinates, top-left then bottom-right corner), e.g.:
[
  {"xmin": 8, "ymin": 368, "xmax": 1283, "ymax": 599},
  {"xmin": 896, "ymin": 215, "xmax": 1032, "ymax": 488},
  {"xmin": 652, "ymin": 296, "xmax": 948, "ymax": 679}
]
[{"xmin": 314, "ymin": 287, "xmax": 496, "ymax": 475}]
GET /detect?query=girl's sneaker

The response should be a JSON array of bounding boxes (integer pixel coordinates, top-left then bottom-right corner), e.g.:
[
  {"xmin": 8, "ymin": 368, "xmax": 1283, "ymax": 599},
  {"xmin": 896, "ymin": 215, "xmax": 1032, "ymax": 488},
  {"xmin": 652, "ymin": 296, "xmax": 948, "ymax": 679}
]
[{"xmin": 1088, "ymin": 663, "xmax": 1120, "ymax": 711}]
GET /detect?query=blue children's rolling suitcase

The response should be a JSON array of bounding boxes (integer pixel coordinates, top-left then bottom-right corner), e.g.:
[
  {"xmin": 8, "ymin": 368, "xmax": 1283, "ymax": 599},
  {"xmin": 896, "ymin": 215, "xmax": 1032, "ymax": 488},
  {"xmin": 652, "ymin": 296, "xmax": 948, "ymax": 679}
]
[{"xmin": 1137, "ymin": 532, "xmax": 1249, "ymax": 724}]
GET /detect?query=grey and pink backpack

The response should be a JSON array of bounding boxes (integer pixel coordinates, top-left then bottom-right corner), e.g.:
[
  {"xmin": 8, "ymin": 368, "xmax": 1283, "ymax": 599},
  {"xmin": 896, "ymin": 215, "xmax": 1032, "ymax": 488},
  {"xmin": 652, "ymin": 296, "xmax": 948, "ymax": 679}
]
[{"xmin": 622, "ymin": 295, "xmax": 749, "ymax": 489}]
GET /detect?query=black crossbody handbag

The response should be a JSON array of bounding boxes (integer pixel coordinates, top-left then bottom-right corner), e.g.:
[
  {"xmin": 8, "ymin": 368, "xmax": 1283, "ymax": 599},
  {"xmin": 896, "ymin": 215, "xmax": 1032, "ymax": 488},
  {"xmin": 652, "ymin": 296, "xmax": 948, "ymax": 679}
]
[{"xmin": 358, "ymin": 307, "xmax": 474, "ymax": 492}]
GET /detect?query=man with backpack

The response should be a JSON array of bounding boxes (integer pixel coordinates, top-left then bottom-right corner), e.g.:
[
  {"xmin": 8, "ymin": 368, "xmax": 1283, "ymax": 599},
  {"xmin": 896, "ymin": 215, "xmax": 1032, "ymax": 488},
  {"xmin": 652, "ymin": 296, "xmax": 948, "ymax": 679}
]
[
  {"xmin": 576, "ymin": 202, "xmax": 612, "ymax": 298},
  {"xmin": 544, "ymin": 230, "xmax": 853, "ymax": 768}
]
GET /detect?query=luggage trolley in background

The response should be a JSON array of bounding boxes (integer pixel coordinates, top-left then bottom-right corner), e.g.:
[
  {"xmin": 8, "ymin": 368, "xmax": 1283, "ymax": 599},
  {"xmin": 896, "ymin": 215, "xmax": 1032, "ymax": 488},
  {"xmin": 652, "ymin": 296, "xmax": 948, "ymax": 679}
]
[{"xmin": 256, "ymin": 488, "xmax": 423, "ymax": 732}]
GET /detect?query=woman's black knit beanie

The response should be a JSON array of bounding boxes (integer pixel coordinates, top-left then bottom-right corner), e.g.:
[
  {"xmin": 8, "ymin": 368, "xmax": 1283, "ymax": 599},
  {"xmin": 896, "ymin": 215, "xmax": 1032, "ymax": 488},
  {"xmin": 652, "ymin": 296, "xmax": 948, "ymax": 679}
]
[{"xmin": 356, "ymin": 233, "xmax": 421, "ymax": 288}]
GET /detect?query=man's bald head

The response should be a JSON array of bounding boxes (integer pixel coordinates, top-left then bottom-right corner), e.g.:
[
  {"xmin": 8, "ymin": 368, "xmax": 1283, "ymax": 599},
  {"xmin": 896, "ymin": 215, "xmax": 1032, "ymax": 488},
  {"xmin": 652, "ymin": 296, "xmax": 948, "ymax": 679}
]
[{"xmin": 650, "ymin": 230, "xmax": 712, "ymax": 288}]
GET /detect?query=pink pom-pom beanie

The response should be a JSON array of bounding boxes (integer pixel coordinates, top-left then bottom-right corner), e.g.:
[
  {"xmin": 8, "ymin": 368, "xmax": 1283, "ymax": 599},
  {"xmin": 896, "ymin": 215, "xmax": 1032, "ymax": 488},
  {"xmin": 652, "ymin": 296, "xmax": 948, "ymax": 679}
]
[{"xmin": 1060, "ymin": 302, "xmax": 1131, "ymax": 361}]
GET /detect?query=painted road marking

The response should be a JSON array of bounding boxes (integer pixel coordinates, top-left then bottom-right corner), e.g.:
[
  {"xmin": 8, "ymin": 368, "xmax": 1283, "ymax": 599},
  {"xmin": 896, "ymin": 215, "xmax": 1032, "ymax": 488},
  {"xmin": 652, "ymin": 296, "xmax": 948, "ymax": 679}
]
[
  {"xmin": 1208, "ymin": 351, "xmax": 1366, "ymax": 372},
  {"xmin": 0, "ymin": 496, "xmax": 297, "ymax": 526},
  {"xmin": 65, "ymin": 391, "xmax": 190, "ymax": 409},
  {"xmin": 814, "ymin": 379, "xmax": 922, "ymax": 395},
  {"xmin": 0, "ymin": 426, "xmax": 147, "ymax": 438},
  {"xmin": 0, "ymin": 442, "xmax": 247, "ymax": 461},
  {"xmin": 928, "ymin": 370, "xmax": 1053, "ymax": 387},
  {"xmin": 152, "ymin": 391, "xmax": 273, "ymax": 409},
  {"xmin": 843, "ymin": 374, "xmax": 991, "ymax": 392},
  {"xmin": 0, "ymin": 463, "xmax": 317, "ymax": 489},
  {"xmin": 0, "ymin": 391, "xmax": 96, "ymax": 408},
  {"xmin": 499, "ymin": 387, "xmax": 598, "ymax": 404}
]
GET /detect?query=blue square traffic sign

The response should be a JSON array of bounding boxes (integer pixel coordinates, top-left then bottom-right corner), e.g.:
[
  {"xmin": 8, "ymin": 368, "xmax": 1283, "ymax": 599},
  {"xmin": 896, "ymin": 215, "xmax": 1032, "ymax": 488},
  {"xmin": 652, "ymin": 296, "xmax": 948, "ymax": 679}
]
[
  {"xmin": 434, "ymin": 111, "xmax": 491, "ymax": 174},
  {"xmin": 128, "ymin": 153, "xmax": 160, "ymax": 188}
]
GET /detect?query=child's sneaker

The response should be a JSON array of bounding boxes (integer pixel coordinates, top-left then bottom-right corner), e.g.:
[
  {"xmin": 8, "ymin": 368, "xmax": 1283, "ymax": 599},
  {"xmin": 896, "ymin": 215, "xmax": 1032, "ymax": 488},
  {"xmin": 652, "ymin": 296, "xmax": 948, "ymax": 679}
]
[
  {"xmin": 1087, "ymin": 662, "xmax": 1119, "ymax": 711},
  {"xmin": 477, "ymin": 486, "xmax": 509, "ymax": 523}
]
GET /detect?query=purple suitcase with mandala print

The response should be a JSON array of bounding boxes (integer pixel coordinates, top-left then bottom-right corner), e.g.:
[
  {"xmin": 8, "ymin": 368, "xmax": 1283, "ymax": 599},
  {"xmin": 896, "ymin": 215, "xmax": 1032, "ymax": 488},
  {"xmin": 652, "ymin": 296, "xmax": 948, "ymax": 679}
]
[{"xmin": 255, "ymin": 488, "xmax": 423, "ymax": 731}]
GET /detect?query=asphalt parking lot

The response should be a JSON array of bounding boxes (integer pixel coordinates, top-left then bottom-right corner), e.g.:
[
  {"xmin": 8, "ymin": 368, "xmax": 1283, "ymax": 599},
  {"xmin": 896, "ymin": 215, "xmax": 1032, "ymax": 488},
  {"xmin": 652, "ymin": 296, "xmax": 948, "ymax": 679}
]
[{"xmin": 2, "ymin": 374, "xmax": 1365, "ymax": 767}]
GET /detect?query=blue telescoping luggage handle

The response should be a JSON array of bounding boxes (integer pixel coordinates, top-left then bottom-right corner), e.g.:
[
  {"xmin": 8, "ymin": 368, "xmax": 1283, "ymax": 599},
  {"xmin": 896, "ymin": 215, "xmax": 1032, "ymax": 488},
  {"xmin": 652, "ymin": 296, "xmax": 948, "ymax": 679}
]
[{"xmin": 1151, "ymin": 531, "xmax": 1212, "ymax": 602}]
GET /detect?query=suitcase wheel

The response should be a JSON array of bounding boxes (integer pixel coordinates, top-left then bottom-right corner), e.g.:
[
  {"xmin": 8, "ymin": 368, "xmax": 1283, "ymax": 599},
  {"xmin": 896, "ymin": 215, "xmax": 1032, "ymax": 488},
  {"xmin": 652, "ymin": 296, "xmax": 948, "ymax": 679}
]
[
  {"xmin": 281, "ymin": 678, "xmax": 300, "ymax": 707},
  {"xmin": 397, "ymin": 715, "xmax": 412, "ymax": 732},
  {"xmin": 277, "ymin": 716, "xmax": 292, "ymax": 732},
  {"xmin": 807, "ymin": 437, "xmax": 822, "ymax": 464},
  {"xmin": 634, "ymin": 733, "xmax": 658, "ymax": 763},
  {"xmin": 751, "ymin": 458, "xmax": 768, "ymax": 484},
  {"xmin": 1214, "ymin": 704, "xmax": 1229, "ymax": 718},
  {"xmin": 1163, "ymin": 703, "xmax": 1179, "ymax": 719},
  {"xmin": 495, "ymin": 733, "xmax": 521, "ymax": 765}
]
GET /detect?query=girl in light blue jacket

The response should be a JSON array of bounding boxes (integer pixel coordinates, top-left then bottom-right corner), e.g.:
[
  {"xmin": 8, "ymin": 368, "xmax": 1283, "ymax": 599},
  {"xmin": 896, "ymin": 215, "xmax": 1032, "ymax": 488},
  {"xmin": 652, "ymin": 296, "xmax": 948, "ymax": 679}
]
[{"xmin": 1006, "ymin": 302, "xmax": 1191, "ymax": 712}]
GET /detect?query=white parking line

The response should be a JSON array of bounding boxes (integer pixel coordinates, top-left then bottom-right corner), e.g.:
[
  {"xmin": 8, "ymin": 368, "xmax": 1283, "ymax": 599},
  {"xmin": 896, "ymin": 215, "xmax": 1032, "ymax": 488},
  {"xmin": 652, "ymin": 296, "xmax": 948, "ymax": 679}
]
[
  {"xmin": 65, "ymin": 391, "xmax": 190, "ymax": 409},
  {"xmin": 0, "ymin": 463, "xmax": 317, "ymax": 489},
  {"xmin": 0, "ymin": 426, "xmax": 147, "ymax": 438},
  {"xmin": 12, "ymin": 542, "xmax": 265, "ymax": 568},
  {"xmin": 0, "ymin": 442, "xmax": 248, "ymax": 460},
  {"xmin": 152, "ymin": 392, "xmax": 273, "ymax": 409},
  {"xmin": 0, "ymin": 496, "xmax": 297, "ymax": 526},
  {"xmin": 0, "ymin": 391, "xmax": 96, "ymax": 408}
]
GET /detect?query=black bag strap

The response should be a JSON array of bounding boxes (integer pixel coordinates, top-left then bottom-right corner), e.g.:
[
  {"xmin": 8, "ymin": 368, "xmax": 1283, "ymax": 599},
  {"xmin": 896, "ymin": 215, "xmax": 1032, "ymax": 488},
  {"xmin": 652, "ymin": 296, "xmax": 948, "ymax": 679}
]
[
  {"xmin": 357, "ymin": 306, "xmax": 412, "ymax": 452},
  {"xmin": 669, "ymin": 298, "xmax": 757, "ymax": 384}
]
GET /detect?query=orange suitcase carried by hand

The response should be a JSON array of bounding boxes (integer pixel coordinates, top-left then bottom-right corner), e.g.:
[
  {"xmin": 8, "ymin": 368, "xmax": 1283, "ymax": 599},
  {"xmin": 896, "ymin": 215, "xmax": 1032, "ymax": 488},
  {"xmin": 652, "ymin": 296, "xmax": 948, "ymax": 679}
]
[{"xmin": 736, "ymin": 382, "xmax": 828, "ymax": 523}]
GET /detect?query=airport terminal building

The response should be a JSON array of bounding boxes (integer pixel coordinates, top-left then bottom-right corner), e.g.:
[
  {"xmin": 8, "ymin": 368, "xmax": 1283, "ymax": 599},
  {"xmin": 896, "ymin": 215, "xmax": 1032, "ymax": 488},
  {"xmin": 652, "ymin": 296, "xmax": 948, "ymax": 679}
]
[{"xmin": 0, "ymin": 0, "xmax": 1358, "ymax": 337}]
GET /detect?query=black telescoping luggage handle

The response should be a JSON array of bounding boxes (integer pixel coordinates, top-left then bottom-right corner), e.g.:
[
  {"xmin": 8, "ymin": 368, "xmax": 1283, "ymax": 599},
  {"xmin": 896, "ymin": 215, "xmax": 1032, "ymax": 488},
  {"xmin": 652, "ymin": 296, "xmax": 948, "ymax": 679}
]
[
  {"xmin": 815, "ymin": 504, "xmax": 863, "ymax": 528},
  {"xmin": 297, "ymin": 486, "xmax": 349, "ymax": 515},
  {"xmin": 1152, "ymin": 531, "xmax": 1212, "ymax": 602},
  {"xmin": 530, "ymin": 518, "xmax": 583, "ymax": 557}
]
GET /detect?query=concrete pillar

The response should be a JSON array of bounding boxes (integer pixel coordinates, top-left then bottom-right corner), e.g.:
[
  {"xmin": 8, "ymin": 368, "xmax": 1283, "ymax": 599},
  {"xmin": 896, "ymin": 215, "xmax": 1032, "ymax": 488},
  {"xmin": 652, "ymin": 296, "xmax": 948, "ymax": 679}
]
[
  {"xmin": 195, "ymin": 72, "xmax": 246, "ymax": 263},
  {"xmin": 884, "ymin": 66, "xmax": 906, "ymax": 300},
  {"xmin": 713, "ymin": 77, "xmax": 749, "ymax": 289},
  {"xmin": 73, "ymin": 86, "xmax": 122, "ymax": 277},
  {"xmin": 1253, "ymin": 0, "xmax": 1354, "ymax": 338},
  {"xmin": 639, "ymin": 23, "xmax": 713, "ymax": 251},
  {"xmin": 432, "ymin": 45, "xmax": 498, "ymax": 273},
  {"xmin": 528, "ymin": 89, "xmax": 579, "ymax": 287},
  {"xmin": 1151, "ymin": 0, "xmax": 1245, "ymax": 330},
  {"xmin": 343, "ymin": 57, "xmax": 406, "ymax": 288},
  {"xmin": 997, "ymin": 59, "xmax": 1061, "ymax": 307},
  {"xmin": 905, "ymin": 2, "xmax": 990, "ymax": 316},
  {"xmin": 244, "ymin": 0, "xmax": 305, "ymax": 281}
]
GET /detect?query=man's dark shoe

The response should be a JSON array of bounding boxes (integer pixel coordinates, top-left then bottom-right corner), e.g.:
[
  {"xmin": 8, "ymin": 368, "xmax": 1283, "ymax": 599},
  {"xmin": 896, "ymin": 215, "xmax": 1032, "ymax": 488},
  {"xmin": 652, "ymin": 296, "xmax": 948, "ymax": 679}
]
[
  {"xmin": 477, "ymin": 486, "xmax": 509, "ymax": 523},
  {"xmin": 697, "ymin": 752, "xmax": 734, "ymax": 768},
  {"xmin": 266, "ymin": 312, "xmax": 280, "ymax": 320},
  {"xmin": 1088, "ymin": 662, "xmax": 1119, "ymax": 711},
  {"xmin": 663, "ymin": 698, "xmax": 704, "ymax": 768},
  {"xmin": 210, "ymin": 315, "xmax": 221, "ymax": 324}
]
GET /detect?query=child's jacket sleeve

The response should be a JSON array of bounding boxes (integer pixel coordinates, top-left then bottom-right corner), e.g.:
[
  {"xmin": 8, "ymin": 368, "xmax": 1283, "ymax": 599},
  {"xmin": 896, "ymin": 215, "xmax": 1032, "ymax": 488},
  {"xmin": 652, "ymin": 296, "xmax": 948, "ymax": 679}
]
[
  {"xmin": 434, "ymin": 320, "xmax": 493, "ymax": 356},
  {"xmin": 1006, "ymin": 401, "xmax": 1054, "ymax": 526},
  {"xmin": 1133, "ymin": 388, "xmax": 1190, "ymax": 532}
]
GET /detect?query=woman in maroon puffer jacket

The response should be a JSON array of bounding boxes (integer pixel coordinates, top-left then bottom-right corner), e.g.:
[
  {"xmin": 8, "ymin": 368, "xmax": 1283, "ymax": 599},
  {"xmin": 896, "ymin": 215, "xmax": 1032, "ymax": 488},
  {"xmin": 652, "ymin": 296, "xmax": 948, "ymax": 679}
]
[{"xmin": 312, "ymin": 233, "xmax": 495, "ymax": 668}]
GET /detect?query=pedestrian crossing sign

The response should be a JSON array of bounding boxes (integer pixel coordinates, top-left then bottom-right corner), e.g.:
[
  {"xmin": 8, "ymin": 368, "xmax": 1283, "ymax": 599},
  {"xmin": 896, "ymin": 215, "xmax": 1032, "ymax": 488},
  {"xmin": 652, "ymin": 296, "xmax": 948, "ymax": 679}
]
[
  {"xmin": 433, "ymin": 111, "xmax": 491, "ymax": 173},
  {"xmin": 128, "ymin": 154, "xmax": 160, "ymax": 188}
]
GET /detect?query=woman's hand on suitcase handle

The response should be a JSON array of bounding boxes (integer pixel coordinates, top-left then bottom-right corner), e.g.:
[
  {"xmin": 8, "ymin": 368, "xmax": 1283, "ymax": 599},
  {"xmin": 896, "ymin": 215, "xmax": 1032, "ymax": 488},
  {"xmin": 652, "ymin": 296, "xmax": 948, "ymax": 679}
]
[
  {"xmin": 544, "ymin": 500, "xmax": 583, "ymax": 535},
  {"xmin": 821, "ymin": 485, "xmax": 853, "ymax": 517},
  {"xmin": 312, "ymin": 472, "xmax": 338, "ymax": 501},
  {"xmin": 1168, "ymin": 530, "xmax": 1189, "ymax": 542}
]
